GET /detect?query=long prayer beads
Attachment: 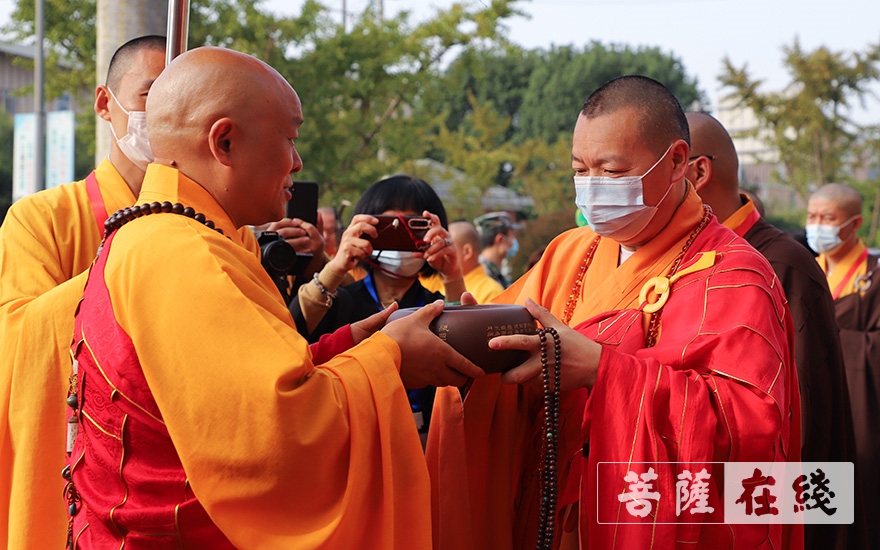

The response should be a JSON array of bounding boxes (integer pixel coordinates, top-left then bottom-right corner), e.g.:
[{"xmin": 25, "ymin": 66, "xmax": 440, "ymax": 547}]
[{"xmin": 536, "ymin": 326, "xmax": 561, "ymax": 550}]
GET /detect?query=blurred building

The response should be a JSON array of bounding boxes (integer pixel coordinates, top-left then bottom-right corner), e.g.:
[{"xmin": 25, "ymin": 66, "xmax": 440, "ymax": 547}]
[{"xmin": 0, "ymin": 42, "xmax": 81, "ymax": 115}]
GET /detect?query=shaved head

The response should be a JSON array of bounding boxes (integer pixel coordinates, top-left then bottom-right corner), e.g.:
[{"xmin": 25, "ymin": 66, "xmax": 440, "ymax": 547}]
[
  {"xmin": 811, "ymin": 183, "xmax": 863, "ymax": 218},
  {"xmin": 106, "ymin": 35, "xmax": 166, "ymax": 91},
  {"xmin": 146, "ymin": 46, "xmax": 304, "ymax": 227},
  {"xmin": 581, "ymin": 75, "xmax": 689, "ymax": 156},
  {"xmin": 450, "ymin": 221, "xmax": 480, "ymax": 250},
  {"xmin": 449, "ymin": 221, "xmax": 481, "ymax": 272},
  {"xmin": 147, "ymin": 47, "xmax": 298, "ymax": 161},
  {"xmin": 686, "ymin": 112, "xmax": 739, "ymax": 192}
]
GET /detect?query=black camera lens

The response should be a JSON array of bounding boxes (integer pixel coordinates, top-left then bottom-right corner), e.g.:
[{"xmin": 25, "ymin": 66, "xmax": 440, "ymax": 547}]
[{"xmin": 257, "ymin": 231, "xmax": 296, "ymax": 277}]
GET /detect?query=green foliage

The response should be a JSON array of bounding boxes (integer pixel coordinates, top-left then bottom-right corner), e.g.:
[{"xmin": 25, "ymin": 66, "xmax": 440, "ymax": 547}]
[
  {"xmin": 286, "ymin": 1, "xmax": 522, "ymax": 205},
  {"xmin": 2, "ymin": 0, "xmax": 97, "ymax": 98},
  {"xmin": 515, "ymin": 42, "xmax": 702, "ymax": 145},
  {"xmin": 721, "ymin": 39, "xmax": 880, "ymax": 199}
]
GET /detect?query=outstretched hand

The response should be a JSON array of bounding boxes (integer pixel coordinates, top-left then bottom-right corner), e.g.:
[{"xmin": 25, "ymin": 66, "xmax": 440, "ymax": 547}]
[
  {"xmin": 382, "ymin": 300, "xmax": 484, "ymax": 389},
  {"xmin": 492, "ymin": 298, "xmax": 602, "ymax": 391},
  {"xmin": 351, "ymin": 302, "xmax": 398, "ymax": 344}
]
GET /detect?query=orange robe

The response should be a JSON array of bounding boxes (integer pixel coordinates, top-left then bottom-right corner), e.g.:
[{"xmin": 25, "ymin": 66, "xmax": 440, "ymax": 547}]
[
  {"xmin": 67, "ymin": 164, "xmax": 432, "ymax": 548},
  {"xmin": 427, "ymin": 187, "xmax": 802, "ymax": 549},
  {"xmin": 0, "ymin": 160, "xmax": 136, "ymax": 549}
]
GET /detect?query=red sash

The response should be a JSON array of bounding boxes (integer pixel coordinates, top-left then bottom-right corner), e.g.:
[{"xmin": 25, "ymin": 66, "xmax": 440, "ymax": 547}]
[{"xmin": 84, "ymin": 171, "xmax": 108, "ymax": 235}]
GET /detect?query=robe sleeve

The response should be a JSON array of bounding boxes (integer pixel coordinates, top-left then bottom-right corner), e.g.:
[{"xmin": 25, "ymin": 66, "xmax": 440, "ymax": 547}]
[{"xmin": 106, "ymin": 218, "xmax": 431, "ymax": 549}]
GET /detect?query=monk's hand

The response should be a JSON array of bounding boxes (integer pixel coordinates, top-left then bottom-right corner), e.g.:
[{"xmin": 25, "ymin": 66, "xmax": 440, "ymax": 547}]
[
  {"xmin": 495, "ymin": 298, "xmax": 602, "ymax": 391},
  {"xmin": 351, "ymin": 302, "xmax": 398, "ymax": 344},
  {"xmin": 382, "ymin": 300, "xmax": 484, "ymax": 389}
]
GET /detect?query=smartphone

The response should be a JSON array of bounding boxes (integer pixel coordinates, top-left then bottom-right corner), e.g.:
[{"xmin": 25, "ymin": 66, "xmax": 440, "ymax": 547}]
[
  {"xmin": 286, "ymin": 181, "xmax": 319, "ymax": 226},
  {"xmin": 366, "ymin": 215, "xmax": 432, "ymax": 251}
]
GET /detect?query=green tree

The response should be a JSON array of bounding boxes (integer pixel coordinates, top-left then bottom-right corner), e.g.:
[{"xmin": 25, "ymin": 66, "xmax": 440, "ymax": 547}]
[
  {"xmin": 721, "ymin": 38, "xmax": 880, "ymax": 198},
  {"xmin": 515, "ymin": 42, "xmax": 702, "ymax": 145},
  {"xmin": 285, "ymin": 1, "xmax": 522, "ymax": 205},
  {"xmin": 429, "ymin": 44, "xmax": 537, "ymax": 142}
]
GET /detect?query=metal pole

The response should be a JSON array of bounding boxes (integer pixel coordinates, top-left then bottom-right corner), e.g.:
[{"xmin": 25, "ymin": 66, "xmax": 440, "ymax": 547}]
[
  {"xmin": 342, "ymin": 0, "xmax": 346, "ymax": 32},
  {"xmin": 34, "ymin": 0, "xmax": 45, "ymax": 191},
  {"xmin": 166, "ymin": 0, "xmax": 190, "ymax": 65}
]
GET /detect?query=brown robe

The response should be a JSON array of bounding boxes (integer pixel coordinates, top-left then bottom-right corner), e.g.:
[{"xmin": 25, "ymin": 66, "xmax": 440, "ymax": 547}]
[
  {"xmin": 833, "ymin": 254, "xmax": 880, "ymax": 547},
  {"xmin": 742, "ymin": 216, "xmax": 862, "ymax": 549}
]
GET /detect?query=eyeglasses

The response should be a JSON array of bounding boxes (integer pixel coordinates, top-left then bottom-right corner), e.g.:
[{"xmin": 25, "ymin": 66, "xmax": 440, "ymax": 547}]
[{"xmin": 688, "ymin": 155, "xmax": 715, "ymax": 161}]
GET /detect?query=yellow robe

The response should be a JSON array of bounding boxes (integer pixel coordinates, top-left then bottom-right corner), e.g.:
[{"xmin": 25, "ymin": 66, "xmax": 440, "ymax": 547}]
[
  {"xmin": 420, "ymin": 267, "xmax": 505, "ymax": 304},
  {"xmin": 84, "ymin": 164, "xmax": 431, "ymax": 548},
  {"xmin": 0, "ymin": 160, "xmax": 136, "ymax": 549},
  {"xmin": 0, "ymin": 160, "xmax": 262, "ymax": 548},
  {"xmin": 817, "ymin": 240, "xmax": 869, "ymax": 299}
]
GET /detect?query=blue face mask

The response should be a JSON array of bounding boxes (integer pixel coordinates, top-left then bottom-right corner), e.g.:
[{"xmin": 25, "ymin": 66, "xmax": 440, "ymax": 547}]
[{"xmin": 506, "ymin": 236, "xmax": 519, "ymax": 259}]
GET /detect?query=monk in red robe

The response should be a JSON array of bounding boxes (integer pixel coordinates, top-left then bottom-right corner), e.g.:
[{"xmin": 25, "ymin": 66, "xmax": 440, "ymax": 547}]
[
  {"xmin": 428, "ymin": 76, "xmax": 802, "ymax": 549},
  {"xmin": 64, "ymin": 46, "xmax": 482, "ymax": 548}
]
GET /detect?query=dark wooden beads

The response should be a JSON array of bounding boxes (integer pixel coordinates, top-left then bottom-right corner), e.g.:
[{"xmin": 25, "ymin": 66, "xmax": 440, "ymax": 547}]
[
  {"xmin": 536, "ymin": 326, "xmax": 561, "ymax": 550},
  {"xmin": 102, "ymin": 202, "xmax": 225, "ymax": 239}
]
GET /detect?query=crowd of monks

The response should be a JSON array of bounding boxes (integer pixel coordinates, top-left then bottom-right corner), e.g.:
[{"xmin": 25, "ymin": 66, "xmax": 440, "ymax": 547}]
[{"xmin": 0, "ymin": 33, "xmax": 876, "ymax": 550}]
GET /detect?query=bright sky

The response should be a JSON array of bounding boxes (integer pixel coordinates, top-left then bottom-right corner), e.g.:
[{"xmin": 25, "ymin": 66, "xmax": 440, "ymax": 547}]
[{"xmin": 2, "ymin": 0, "xmax": 879, "ymax": 124}]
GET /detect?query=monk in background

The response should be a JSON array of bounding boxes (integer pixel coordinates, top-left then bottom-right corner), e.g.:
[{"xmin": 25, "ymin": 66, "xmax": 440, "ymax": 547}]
[
  {"xmin": 0, "ymin": 36, "xmax": 166, "ymax": 548},
  {"xmin": 807, "ymin": 183, "xmax": 879, "ymax": 547},
  {"xmin": 687, "ymin": 112, "xmax": 859, "ymax": 548}
]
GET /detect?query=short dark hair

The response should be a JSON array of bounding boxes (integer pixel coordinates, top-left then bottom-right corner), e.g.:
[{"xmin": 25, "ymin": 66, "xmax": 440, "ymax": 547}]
[
  {"xmin": 106, "ymin": 35, "xmax": 166, "ymax": 90},
  {"xmin": 354, "ymin": 174, "xmax": 448, "ymax": 276},
  {"xmin": 581, "ymin": 75, "xmax": 690, "ymax": 154}
]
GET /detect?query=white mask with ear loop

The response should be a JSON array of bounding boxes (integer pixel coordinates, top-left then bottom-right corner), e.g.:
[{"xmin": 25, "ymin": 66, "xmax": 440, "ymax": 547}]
[
  {"xmin": 107, "ymin": 87, "xmax": 154, "ymax": 171},
  {"xmin": 574, "ymin": 143, "xmax": 674, "ymax": 242}
]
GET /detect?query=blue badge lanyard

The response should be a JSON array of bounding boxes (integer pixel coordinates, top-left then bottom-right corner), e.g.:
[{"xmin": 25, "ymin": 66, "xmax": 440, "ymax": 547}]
[{"xmin": 364, "ymin": 272, "xmax": 425, "ymax": 310}]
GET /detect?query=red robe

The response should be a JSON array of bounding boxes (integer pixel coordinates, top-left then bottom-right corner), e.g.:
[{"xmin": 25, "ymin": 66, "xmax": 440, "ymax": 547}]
[{"xmin": 427, "ymin": 187, "xmax": 802, "ymax": 549}]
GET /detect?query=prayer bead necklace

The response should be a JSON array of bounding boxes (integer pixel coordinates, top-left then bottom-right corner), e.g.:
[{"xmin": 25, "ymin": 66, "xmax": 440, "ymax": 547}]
[
  {"xmin": 561, "ymin": 205, "xmax": 713, "ymax": 346},
  {"xmin": 536, "ymin": 326, "xmax": 561, "ymax": 550},
  {"xmin": 102, "ymin": 201, "xmax": 225, "ymax": 239},
  {"xmin": 644, "ymin": 205, "xmax": 712, "ymax": 347}
]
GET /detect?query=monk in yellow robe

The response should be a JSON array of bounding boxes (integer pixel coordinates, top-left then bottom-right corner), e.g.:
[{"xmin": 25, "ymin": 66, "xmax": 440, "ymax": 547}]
[
  {"xmin": 428, "ymin": 76, "xmax": 801, "ymax": 549},
  {"xmin": 421, "ymin": 221, "xmax": 505, "ymax": 304},
  {"xmin": 807, "ymin": 183, "xmax": 880, "ymax": 546},
  {"xmin": 0, "ymin": 36, "xmax": 166, "ymax": 549},
  {"xmin": 63, "ymin": 46, "xmax": 481, "ymax": 548}
]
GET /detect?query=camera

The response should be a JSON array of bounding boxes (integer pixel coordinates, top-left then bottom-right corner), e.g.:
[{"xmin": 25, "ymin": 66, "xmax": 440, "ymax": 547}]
[{"xmin": 256, "ymin": 231, "xmax": 313, "ymax": 304}]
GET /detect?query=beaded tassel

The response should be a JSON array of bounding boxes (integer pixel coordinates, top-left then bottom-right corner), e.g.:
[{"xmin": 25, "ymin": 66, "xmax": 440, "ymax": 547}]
[{"xmin": 536, "ymin": 326, "xmax": 561, "ymax": 550}]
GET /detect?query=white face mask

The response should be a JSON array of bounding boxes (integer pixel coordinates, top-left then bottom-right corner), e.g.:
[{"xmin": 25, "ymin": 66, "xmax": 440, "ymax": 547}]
[
  {"xmin": 574, "ymin": 143, "xmax": 674, "ymax": 242},
  {"xmin": 806, "ymin": 218, "xmax": 854, "ymax": 254},
  {"xmin": 107, "ymin": 88, "xmax": 154, "ymax": 171},
  {"xmin": 371, "ymin": 250, "xmax": 426, "ymax": 279}
]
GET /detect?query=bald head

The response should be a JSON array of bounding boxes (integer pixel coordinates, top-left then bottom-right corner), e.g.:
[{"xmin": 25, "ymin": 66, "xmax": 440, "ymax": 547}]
[
  {"xmin": 449, "ymin": 221, "xmax": 481, "ymax": 272},
  {"xmin": 148, "ymin": 47, "xmax": 296, "ymax": 159},
  {"xmin": 810, "ymin": 183, "xmax": 863, "ymax": 218},
  {"xmin": 686, "ymin": 112, "xmax": 739, "ymax": 189},
  {"xmin": 146, "ymin": 47, "xmax": 304, "ymax": 227},
  {"xmin": 684, "ymin": 112, "xmax": 744, "ymax": 221}
]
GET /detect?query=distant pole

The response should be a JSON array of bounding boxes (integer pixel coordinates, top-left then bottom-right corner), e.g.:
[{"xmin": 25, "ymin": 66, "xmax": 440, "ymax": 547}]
[
  {"xmin": 95, "ymin": 0, "xmax": 167, "ymax": 165},
  {"xmin": 34, "ymin": 0, "xmax": 45, "ymax": 191},
  {"xmin": 342, "ymin": 0, "xmax": 346, "ymax": 31},
  {"xmin": 166, "ymin": 0, "xmax": 190, "ymax": 65}
]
